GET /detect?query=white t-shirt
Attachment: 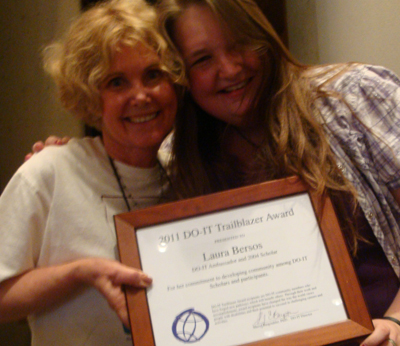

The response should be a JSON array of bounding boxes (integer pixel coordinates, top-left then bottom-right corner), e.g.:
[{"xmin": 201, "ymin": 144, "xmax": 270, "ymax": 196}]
[{"xmin": 0, "ymin": 137, "xmax": 168, "ymax": 346}]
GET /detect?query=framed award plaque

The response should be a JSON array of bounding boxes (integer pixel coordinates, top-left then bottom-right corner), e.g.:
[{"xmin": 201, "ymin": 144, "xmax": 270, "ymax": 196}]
[{"xmin": 115, "ymin": 176, "xmax": 373, "ymax": 346}]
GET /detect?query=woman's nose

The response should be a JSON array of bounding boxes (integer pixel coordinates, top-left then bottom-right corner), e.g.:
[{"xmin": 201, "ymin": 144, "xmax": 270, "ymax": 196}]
[
  {"xmin": 129, "ymin": 84, "xmax": 151, "ymax": 106},
  {"xmin": 217, "ymin": 52, "xmax": 242, "ymax": 78}
]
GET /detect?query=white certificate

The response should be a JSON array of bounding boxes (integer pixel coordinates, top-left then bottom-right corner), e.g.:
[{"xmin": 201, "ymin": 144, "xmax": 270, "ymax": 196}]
[
  {"xmin": 137, "ymin": 193, "xmax": 344, "ymax": 346},
  {"xmin": 115, "ymin": 177, "xmax": 373, "ymax": 346}
]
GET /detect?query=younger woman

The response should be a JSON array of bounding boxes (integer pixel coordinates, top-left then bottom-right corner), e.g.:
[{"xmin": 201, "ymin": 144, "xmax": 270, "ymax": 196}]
[{"xmin": 159, "ymin": 0, "xmax": 400, "ymax": 345}]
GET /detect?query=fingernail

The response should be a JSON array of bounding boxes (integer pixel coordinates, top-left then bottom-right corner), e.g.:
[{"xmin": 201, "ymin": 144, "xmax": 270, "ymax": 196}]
[{"xmin": 140, "ymin": 276, "xmax": 153, "ymax": 286}]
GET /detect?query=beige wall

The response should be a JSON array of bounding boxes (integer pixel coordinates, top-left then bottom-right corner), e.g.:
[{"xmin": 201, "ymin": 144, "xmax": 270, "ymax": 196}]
[
  {"xmin": 286, "ymin": 0, "xmax": 400, "ymax": 76},
  {"xmin": 286, "ymin": 0, "xmax": 320, "ymax": 64},
  {"xmin": 0, "ymin": 0, "xmax": 83, "ymax": 193}
]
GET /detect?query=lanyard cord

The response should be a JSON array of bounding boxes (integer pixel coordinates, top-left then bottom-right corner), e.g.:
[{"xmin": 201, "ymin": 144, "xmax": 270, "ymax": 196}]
[{"xmin": 108, "ymin": 155, "xmax": 131, "ymax": 212}]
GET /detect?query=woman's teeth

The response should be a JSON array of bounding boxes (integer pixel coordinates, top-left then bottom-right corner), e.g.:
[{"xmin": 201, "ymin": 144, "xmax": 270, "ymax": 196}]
[
  {"xmin": 126, "ymin": 113, "xmax": 158, "ymax": 123},
  {"xmin": 224, "ymin": 80, "xmax": 248, "ymax": 93}
]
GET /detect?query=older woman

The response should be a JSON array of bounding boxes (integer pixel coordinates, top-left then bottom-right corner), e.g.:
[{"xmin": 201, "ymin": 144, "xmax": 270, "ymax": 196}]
[{"xmin": 0, "ymin": 0, "xmax": 180, "ymax": 345}]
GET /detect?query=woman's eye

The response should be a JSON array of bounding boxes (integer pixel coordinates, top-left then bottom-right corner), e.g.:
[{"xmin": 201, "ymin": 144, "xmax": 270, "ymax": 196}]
[
  {"xmin": 192, "ymin": 55, "xmax": 211, "ymax": 67},
  {"xmin": 107, "ymin": 77, "xmax": 125, "ymax": 88},
  {"xmin": 101, "ymin": 76, "xmax": 126, "ymax": 90},
  {"xmin": 145, "ymin": 69, "xmax": 163, "ymax": 83}
]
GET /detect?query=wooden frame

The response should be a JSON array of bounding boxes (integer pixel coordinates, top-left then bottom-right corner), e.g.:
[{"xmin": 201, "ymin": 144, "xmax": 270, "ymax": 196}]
[{"xmin": 115, "ymin": 176, "xmax": 373, "ymax": 346}]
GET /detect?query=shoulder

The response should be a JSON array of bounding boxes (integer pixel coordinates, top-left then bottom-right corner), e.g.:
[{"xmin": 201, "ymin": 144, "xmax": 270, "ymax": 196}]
[
  {"xmin": 309, "ymin": 63, "xmax": 400, "ymax": 96},
  {"xmin": 26, "ymin": 136, "xmax": 105, "ymax": 165},
  {"xmin": 13, "ymin": 137, "xmax": 107, "ymax": 189},
  {"xmin": 310, "ymin": 65, "xmax": 400, "ymax": 159},
  {"xmin": 309, "ymin": 64, "xmax": 400, "ymax": 124}
]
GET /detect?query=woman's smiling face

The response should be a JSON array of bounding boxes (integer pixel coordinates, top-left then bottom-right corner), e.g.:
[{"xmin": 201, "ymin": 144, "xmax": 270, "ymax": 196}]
[
  {"xmin": 100, "ymin": 43, "xmax": 177, "ymax": 167},
  {"xmin": 173, "ymin": 4, "xmax": 263, "ymax": 128}
]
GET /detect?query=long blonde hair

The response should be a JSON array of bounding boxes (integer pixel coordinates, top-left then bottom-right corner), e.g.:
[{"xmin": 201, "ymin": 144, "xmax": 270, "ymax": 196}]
[
  {"xmin": 159, "ymin": 0, "xmax": 353, "ymax": 192},
  {"xmin": 158, "ymin": 0, "xmax": 362, "ymax": 251}
]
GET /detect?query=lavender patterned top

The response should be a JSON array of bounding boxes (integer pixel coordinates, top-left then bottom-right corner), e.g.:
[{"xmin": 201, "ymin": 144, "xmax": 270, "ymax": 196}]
[{"xmin": 314, "ymin": 64, "xmax": 400, "ymax": 278}]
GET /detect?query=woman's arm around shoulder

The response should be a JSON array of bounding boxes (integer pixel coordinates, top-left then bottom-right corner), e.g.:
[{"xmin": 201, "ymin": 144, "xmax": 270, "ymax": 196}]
[{"xmin": 25, "ymin": 136, "xmax": 71, "ymax": 161}]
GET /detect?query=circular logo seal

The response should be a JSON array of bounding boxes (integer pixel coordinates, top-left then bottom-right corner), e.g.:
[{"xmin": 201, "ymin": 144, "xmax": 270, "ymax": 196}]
[{"xmin": 172, "ymin": 308, "xmax": 209, "ymax": 343}]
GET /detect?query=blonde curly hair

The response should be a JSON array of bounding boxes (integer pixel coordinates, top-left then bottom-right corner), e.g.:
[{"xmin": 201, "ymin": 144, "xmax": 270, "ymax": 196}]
[{"xmin": 44, "ymin": 0, "xmax": 182, "ymax": 129}]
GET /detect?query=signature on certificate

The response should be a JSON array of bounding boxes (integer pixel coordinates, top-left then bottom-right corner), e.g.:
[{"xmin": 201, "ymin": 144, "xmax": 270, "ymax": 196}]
[{"xmin": 253, "ymin": 309, "xmax": 300, "ymax": 328}]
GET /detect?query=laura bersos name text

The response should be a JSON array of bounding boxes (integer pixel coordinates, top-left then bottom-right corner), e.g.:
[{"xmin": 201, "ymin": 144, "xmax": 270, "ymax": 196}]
[{"xmin": 203, "ymin": 243, "xmax": 263, "ymax": 261}]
